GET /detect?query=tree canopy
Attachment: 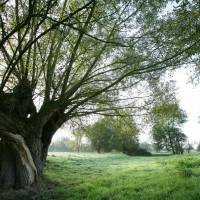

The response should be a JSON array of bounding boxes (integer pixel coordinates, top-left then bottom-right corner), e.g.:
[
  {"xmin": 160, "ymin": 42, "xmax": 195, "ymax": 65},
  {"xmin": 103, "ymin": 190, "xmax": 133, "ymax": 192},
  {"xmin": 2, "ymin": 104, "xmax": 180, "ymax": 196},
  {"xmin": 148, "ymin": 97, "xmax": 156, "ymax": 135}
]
[
  {"xmin": 0, "ymin": 0, "xmax": 199, "ymax": 119},
  {"xmin": 80, "ymin": 115, "xmax": 139, "ymax": 154},
  {"xmin": 150, "ymin": 102, "xmax": 187, "ymax": 154}
]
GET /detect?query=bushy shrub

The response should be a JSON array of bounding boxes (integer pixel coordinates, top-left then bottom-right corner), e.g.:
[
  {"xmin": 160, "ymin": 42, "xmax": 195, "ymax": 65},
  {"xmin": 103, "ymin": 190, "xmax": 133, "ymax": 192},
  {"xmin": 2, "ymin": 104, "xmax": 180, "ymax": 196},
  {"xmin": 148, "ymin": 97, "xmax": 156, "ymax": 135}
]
[
  {"xmin": 124, "ymin": 148, "xmax": 151, "ymax": 156},
  {"xmin": 176, "ymin": 168, "xmax": 193, "ymax": 177},
  {"xmin": 174, "ymin": 157, "xmax": 200, "ymax": 178},
  {"xmin": 176, "ymin": 157, "xmax": 200, "ymax": 169}
]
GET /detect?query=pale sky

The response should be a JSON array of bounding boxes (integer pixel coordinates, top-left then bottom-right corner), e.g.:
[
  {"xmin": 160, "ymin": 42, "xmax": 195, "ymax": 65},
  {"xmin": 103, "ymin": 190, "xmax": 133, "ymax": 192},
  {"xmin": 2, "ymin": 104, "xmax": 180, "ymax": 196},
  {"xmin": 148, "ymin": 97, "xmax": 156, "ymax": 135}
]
[
  {"xmin": 174, "ymin": 68, "xmax": 200, "ymax": 145},
  {"xmin": 140, "ymin": 68, "xmax": 200, "ymax": 145}
]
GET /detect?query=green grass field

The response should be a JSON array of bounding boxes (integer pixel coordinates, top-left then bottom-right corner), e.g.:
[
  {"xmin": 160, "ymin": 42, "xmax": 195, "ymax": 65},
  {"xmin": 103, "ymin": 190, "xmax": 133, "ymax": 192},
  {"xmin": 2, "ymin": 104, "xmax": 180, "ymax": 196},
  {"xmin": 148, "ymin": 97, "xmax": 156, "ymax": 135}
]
[{"xmin": 38, "ymin": 152, "xmax": 200, "ymax": 200}]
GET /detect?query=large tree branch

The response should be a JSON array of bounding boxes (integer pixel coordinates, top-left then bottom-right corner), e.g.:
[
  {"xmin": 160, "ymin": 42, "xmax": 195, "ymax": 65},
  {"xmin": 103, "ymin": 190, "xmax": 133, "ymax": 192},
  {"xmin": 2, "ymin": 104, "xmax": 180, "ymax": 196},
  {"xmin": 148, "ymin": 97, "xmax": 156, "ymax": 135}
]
[
  {"xmin": 62, "ymin": 40, "xmax": 199, "ymax": 117},
  {"xmin": 60, "ymin": 1, "xmax": 96, "ymax": 99},
  {"xmin": 0, "ymin": 0, "xmax": 96, "ymax": 91}
]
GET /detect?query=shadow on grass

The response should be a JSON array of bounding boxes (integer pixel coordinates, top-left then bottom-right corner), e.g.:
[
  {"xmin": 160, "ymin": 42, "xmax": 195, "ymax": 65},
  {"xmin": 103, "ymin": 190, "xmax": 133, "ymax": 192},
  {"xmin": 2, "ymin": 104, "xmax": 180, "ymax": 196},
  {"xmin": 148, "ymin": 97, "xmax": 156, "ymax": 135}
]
[
  {"xmin": 151, "ymin": 153, "xmax": 173, "ymax": 157},
  {"xmin": 0, "ymin": 176, "xmax": 60, "ymax": 200}
]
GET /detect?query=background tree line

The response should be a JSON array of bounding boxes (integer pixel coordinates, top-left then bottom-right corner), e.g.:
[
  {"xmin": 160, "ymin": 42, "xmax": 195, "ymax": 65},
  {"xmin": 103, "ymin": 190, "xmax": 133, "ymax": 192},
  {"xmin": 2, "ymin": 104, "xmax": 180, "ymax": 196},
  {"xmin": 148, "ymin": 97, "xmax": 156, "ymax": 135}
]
[{"xmin": 49, "ymin": 101, "xmax": 194, "ymax": 156}]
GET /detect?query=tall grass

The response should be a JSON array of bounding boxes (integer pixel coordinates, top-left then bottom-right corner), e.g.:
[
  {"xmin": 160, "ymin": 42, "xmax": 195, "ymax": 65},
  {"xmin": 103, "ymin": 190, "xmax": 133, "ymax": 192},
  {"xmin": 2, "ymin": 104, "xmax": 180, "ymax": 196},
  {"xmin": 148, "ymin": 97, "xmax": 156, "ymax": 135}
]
[
  {"xmin": 41, "ymin": 153, "xmax": 200, "ymax": 200},
  {"xmin": 2, "ymin": 153, "xmax": 200, "ymax": 200}
]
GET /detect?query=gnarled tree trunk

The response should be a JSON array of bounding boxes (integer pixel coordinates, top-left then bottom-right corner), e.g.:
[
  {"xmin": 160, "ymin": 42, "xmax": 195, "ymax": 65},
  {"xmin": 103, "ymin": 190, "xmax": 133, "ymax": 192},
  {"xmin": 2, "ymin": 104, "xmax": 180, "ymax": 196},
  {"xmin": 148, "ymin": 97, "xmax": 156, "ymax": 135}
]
[
  {"xmin": 0, "ymin": 111, "xmax": 63, "ymax": 189},
  {"xmin": 0, "ymin": 131, "xmax": 38, "ymax": 189},
  {"xmin": 0, "ymin": 80, "xmax": 64, "ymax": 189}
]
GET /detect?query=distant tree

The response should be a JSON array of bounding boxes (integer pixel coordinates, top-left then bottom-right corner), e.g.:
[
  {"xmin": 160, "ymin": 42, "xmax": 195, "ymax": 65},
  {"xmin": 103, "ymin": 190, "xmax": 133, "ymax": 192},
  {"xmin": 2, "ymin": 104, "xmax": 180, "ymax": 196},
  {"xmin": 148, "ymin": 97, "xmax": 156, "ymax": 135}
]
[
  {"xmin": 73, "ymin": 128, "xmax": 85, "ymax": 152},
  {"xmin": 152, "ymin": 125, "xmax": 186, "ymax": 154},
  {"xmin": 84, "ymin": 118, "xmax": 113, "ymax": 153},
  {"xmin": 109, "ymin": 115, "xmax": 139, "ymax": 154},
  {"xmin": 83, "ymin": 115, "xmax": 139, "ymax": 154},
  {"xmin": 86, "ymin": 119, "xmax": 113, "ymax": 153},
  {"xmin": 150, "ymin": 102, "xmax": 187, "ymax": 154}
]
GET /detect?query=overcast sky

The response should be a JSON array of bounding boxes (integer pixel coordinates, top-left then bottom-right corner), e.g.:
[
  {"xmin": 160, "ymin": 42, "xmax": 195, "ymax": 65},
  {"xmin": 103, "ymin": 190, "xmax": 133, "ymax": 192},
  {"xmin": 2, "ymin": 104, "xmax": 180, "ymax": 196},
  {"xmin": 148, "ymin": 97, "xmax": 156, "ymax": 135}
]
[{"xmin": 174, "ymin": 68, "xmax": 200, "ymax": 145}]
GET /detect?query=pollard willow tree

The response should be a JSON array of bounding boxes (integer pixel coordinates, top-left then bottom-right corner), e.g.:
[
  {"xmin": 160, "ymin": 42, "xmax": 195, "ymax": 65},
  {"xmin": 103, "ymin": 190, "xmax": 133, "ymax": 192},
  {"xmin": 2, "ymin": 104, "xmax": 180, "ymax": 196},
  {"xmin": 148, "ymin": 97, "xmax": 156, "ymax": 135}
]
[{"xmin": 0, "ymin": 0, "xmax": 199, "ymax": 189}]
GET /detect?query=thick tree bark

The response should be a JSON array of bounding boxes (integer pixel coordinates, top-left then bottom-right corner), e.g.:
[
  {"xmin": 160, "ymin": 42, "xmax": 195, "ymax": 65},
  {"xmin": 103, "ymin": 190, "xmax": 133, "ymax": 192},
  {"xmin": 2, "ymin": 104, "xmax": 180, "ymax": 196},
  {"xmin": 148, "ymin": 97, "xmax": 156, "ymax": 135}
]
[
  {"xmin": 0, "ymin": 87, "xmax": 63, "ymax": 189},
  {"xmin": 0, "ymin": 132, "xmax": 38, "ymax": 189},
  {"xmin": 0, "ymin": 115, "xmax": 43, "ymax": 189},
  {"xmin": 0, "ymin": 113, "xmax": 63, "ymax": 189},
  {"xmin": 0, "ymin": 142, "xmax": 16, "ymax": 188}
]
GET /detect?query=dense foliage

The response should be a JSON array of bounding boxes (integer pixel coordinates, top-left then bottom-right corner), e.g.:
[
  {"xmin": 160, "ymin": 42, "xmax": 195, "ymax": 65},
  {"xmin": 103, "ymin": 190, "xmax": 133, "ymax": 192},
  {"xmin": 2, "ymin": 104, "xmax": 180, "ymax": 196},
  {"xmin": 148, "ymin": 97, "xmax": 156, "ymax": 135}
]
[
  {"xmin": 79, "ymin": 116, "xmax": 147, "ymax": 155},
  {"xmin": 151, "ymin": 102, "xmax": 187, "ymax": 154}
]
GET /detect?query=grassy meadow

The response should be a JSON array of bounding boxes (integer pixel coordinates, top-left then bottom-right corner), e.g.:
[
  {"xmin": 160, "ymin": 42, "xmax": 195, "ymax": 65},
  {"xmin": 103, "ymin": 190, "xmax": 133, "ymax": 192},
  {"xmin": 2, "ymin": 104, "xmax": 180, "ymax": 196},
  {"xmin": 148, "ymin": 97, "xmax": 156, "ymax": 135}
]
[
  {"xmin": 38, "ymin": 152, "xmax": 200, "ymax": 200},
  {"xmin": 2, "ymin": 152, "xmax": 200, "ymax": 200}
]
